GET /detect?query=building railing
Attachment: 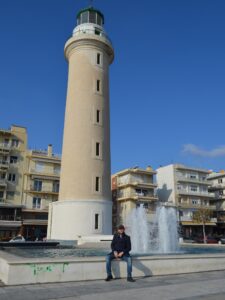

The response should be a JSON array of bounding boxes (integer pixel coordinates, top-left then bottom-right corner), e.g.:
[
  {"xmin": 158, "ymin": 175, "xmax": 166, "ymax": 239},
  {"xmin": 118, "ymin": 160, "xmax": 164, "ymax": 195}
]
[
  {"xmin": 74, "ymin": 28, "xmax": 113, "ymax": 45},
  {"xmin": 0, "ymin": 179, "xmax": 7, "ymax": 186},
  {"xmin": 0, "ymin": 160, "xmax": 9, "ymax": 166},
  {"xmin": 178, "ymin": 202, "xmax": 216, "ymax": 210},
  {"xmin": 177, "ymin": 189, "xmax": 215, "ymax": 197},
  {"xmin": 118, "ymin": 191, "xmax": 157, "ymax": 199},
  {"xmin": 209, "ymin": 183, "xmax": 225, "ymax": 190},
  {"xmin": 0, "ymin": 198, "xmax": 6, "ymax": 203},
  {"xmin": 176, "ymin": 175, "xmax": 211, "ymax": 185},
  {"xmin": 180, "ymin": 216, "xmax": 217, "ymax": 222},
  {"xmin": 29, "ymin": 185, "xmax": 59, "ymax": 194},
  {"xmin": 0, "ymin": 215, "xmax": 21, "ymax": 221},
  {"xmin": 0, "ymin": 143, "xmax": 11, "ymax": 150},
  {"xmin": 29, "ymin": 168, "xmax": 60, "ymax": 176},
  {"xmin": 117, "ymin": 180, "xmax": 156, "ymax": 187},
  {"xmin": 31, "ymin": 150, "xmax": 61, "ymax": 159}
]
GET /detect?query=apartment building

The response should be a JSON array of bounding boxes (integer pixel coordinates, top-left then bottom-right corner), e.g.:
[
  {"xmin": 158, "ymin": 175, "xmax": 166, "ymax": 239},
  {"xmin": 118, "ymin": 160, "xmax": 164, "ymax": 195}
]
[
  {"xmin": 0, "ymin": 125, "xmax": 27, "ymax": 240},
  {"xmin": 157, "ymin": 164, "xmax": 216, "ymax": 238},
  {"xmin": 208, "ymin": 171, "xmax": 225, "ymax": 235},
  {"xmin": 112, "ymin": 166, "xmax": 158, "ymax": 232},
  {"xmin": 22, "ymin": 145, "xmax": 60, "ymax": 240},
  {"xmin": 0, "ymin": 125, "xmax": 61, "ymax": 241}
]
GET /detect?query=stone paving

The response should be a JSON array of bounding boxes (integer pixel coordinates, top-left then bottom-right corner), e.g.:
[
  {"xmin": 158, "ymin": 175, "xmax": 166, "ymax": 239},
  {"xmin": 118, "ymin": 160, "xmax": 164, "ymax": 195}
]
[{"xmin": 0, "ymin": 271, "xmax": 225, "ymax": 299}]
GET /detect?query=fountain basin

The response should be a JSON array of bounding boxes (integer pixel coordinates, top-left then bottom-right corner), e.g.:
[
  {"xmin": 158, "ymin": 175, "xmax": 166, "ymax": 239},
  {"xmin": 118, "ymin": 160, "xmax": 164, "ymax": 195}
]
[{"xmin": 1, "ymin": 247, "xmax": 225, "ymax": 285}]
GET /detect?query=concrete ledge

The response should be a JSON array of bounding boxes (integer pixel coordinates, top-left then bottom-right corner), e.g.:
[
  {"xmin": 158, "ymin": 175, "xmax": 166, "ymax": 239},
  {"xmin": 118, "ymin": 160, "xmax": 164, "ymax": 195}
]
[{"xmin": 1, "ymin": 250, "xmax": 225, "ymax": 285}]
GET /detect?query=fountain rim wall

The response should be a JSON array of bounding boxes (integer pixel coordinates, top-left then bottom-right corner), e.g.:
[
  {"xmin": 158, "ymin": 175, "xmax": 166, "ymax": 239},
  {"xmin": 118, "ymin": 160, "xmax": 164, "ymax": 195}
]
[{"xmin": 1, "ymin": 250, "xmax": 225, "ymax": 285}]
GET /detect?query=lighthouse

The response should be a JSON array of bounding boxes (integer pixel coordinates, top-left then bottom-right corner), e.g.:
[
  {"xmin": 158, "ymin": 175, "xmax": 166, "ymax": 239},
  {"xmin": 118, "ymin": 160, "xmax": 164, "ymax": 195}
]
[{"xmin": 47, "ymin": 7, "xmax": 114, "ymax": 240}]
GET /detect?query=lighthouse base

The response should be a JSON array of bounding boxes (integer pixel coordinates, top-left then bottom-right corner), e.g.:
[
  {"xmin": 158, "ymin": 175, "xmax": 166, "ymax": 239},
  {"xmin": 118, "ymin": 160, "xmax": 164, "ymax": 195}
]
[{"xmin": 47, "ymin": 200, "xmax": 112, "ymax": 240}]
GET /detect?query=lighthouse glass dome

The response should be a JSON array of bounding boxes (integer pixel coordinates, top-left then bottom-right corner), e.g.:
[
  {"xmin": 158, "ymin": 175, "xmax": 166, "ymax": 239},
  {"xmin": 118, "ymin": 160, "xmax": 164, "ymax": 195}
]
[{"xmin": 77, "ymin": 8, "xmax": 104, "ymax": 26}]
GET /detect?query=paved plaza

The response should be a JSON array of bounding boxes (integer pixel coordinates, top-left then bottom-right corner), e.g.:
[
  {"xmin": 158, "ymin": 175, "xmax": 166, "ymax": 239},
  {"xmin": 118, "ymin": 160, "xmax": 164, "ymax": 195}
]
[{"xmin": 0, "ymin": 271, "xmax": 225, "ymax": 300}]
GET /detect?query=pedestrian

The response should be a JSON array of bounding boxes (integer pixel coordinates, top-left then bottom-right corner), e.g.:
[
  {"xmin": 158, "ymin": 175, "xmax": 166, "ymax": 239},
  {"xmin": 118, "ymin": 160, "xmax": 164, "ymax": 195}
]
[{"xmin": 105, "ymin": 224, "xmax": 135, "ymax": 282}]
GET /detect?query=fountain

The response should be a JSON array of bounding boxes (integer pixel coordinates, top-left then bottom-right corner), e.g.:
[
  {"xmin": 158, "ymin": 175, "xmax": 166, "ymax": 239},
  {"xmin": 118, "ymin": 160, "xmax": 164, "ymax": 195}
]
[
  {"xmin": 126, "ymin": 204, "xmax": 179, "ymax": 254},
  {"xmin": 1, "ymin": 204, "xmax": 225, "ymax": 285}
]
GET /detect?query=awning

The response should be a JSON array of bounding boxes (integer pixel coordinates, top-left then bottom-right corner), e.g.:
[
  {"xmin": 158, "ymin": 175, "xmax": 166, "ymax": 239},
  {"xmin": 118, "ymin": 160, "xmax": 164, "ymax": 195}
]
[{"xmin": 181, "ymin": 221, "xmax": 217, "ymax": 226}]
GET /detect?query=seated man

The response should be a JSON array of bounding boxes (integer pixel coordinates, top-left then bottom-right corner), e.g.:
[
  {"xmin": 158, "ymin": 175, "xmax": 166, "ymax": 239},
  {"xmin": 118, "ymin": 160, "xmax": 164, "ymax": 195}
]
[{"xmin": 105, "ymin": 225, "xmax": 135, "ymax": 282}]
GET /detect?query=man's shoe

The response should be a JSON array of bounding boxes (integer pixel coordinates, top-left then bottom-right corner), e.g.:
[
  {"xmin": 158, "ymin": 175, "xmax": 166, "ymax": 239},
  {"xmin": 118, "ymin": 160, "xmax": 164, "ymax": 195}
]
[
  {"xmin": 105, "ymin": 275, "xmax": 113, "ymax": 281},
  {"xmin": 127, "ymin": 277, "xmax": 135, "ymax": 282}
]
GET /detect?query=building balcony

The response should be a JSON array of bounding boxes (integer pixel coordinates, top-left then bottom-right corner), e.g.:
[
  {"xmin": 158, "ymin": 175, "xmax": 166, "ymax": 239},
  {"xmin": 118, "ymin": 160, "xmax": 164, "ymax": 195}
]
[
  {"xmin": 0, "ymin": 215, "xmax": 21, "ymax": 221},
  {"xmin": 180, "ymin": 216, "xmax": 217, "ymax": 223},
  {"xmin": 24, "ymin": 186, "xmax": 59, "ymax": 196},
  {"xmin": 117, "ymin": 181, "xmax": 157, "ymax": 189},
  {"xmin": 209, "ymin": 184, "xmax": 225, "ymax": 191},
  {"xmin": 26, "ymin": 169, "xmax": 60, "ymax": 179},
  {"xmin": 0, "ymin": 198, "xmax": 6, "ymax": 204},
  {"xmin": 22, "ymin": 219, "xmax": 48, "ymax": 226},
  {"xmin": 0, "ymin": 214, "xmax": 22, "ymax": 227},
  {"xmin": 0, "ymin": 161, "xmax": 9, "ymax": 169},
  {"xmin": 176, "ymin": 176, "xmax": 211, "ymax": 186},
  {"xmin": 0, "ymin": 179, "xmax": 7, "ymax": 187},
  {"xmin": 117, "ymin": 192, "xmax": 158, "ymax": 202},
  {"xmin": 176, "ymin": 189, "xmax": 215, "ymax": 198},
  {"xmin": 178, "ymin": 202, "xmax": 216, "ymax": 210},
  {"xmin": 0, "ymin": 143, "xmax": 11, "ymax": 152},
  {"xmin": 209, "ymin": 194, "xmax": 225, "ymax": 201},
  {"xmin": 22, "ymin": 208, "xmax": 49, "ymax": 213}
]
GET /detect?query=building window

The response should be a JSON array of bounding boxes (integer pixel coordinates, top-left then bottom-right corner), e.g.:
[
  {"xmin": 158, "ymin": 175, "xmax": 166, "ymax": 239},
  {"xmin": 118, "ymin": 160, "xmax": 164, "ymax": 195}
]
[
  {"xmin": 0, "ymin": 191, "xmax": 4, "ymax": 199},
  {"xmin": 135, "ymin": 188, "xmax": 148, "ymax": 196},
  {"xmin": 95, "ymin": 28, "xmax": 101, "ymax": 35},
  {"xmin": 8, "ymin": 173, "xmax": 16, "ymax": 182},
  {"xmin": 6, "ymin": 191, "xmax": 15, "ymax": 199},
  {"xmin": 95, "ymin": 177, "xmax": 100, "ymax": 192},
  {"xmin": 33, "ymin": 197, "xmax": 41, "ymax": 209},
  {"xmin": 4, "ymin": 139, "xmax": 9, "ymax": 146},
  {"xmin": 95, "ymin": 214, "xmax": 99, "ymax": 229},
  {"xmin": 97, "ymin": 53, "xmax": 101, "ymax": 65},
  {"xmin": 10, "ymin": 156, "xmax": 18, "ymax": 164},
  {"xmin": 53, "ymin": 181, "xmax": 60, "ymax": 193},
  {"xmin": 0, "ymin": 173, "xmax": 6, "ymax": 179},
  {"xmin": 33, "ymin": 180, "xmax": 42, "ymax": 191},
  {"xmin": 54, "ymin": 165, "xmax": 61, "ymax": 175},
  {"xmin": 96, "ymin": 110, "xmax": 100, "ymax": 123},
  {"xmin": 35, "ymin": 162, "xmax": 44, "ymax": 172},
  {"xmin": 190, "ymin": 185, "xmax": 198, "ymax": 192},
  {"xmin": 96, "ymin": 142, "xmax": 100, "ymax": 156},
  {"xmin": 136, "ymin": 202, "xmax": 148, "ymax": 209},
  {"xmin": 218, "ymin": 178, "xmax": 223, "ymax": 184},
  {"xmin": 190, "ymin": 174, "xmax": 197, "ymax": 179},
  {"xmin": 11, "ymin": 139, "xmax": 19, "ymax": 148},
  {"xmin": 96, "ymin": 80, "xmax": 100, "ymax": 92}
]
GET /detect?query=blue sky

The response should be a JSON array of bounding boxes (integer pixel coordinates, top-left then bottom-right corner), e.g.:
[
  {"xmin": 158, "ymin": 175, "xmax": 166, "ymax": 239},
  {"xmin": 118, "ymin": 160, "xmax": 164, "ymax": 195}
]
[{"xmin": 0, "ymin": 0, "xmax": 225, "ymax": 173}]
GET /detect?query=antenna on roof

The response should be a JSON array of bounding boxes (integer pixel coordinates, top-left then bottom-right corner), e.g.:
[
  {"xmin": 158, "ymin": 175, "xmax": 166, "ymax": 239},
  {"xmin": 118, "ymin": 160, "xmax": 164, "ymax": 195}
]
[{"xmin": 89, "ymin": 0, "xmax": 94, "ymax": 7}]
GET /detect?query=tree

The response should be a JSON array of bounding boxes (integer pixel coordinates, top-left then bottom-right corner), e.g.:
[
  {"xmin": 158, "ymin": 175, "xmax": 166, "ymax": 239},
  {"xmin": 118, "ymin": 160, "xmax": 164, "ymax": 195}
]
[{"xmin": 192, "ymin": 208, "xmax": 212, "ymax": 244}]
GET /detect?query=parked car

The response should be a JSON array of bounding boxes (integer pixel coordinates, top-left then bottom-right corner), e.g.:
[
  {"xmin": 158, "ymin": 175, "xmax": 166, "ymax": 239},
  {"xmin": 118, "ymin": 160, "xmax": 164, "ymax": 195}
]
[
  {"xmin": 219, "ymin": 236, "xmax": 225, "ymax": 244},
  {"xmin": 9, "ymin": 235, "xmax": 26, "ymax": 243},
  {"xmin": 194, "ymin": 236, "xmax": 218, "ymax": 244}
]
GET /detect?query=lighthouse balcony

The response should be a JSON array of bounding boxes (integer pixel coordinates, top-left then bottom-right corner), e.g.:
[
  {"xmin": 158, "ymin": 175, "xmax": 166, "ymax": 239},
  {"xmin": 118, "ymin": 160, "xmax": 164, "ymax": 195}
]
[{"xmin": 73, "ymin": 24, "xmax": 112, "ymax": 45}]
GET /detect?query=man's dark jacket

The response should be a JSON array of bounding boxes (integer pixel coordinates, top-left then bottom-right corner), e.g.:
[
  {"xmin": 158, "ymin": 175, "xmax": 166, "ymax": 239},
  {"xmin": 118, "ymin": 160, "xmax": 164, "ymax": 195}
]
[{"xmin": 111, "ymin": 233, "xmax": 131, "ymax": 256}]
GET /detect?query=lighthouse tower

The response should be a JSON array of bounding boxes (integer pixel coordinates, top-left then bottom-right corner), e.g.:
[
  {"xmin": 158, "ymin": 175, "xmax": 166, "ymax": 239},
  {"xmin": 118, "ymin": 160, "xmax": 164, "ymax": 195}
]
[{"xmin": 48, "ymin": 7, "xmax": 114, "ymax": 240}]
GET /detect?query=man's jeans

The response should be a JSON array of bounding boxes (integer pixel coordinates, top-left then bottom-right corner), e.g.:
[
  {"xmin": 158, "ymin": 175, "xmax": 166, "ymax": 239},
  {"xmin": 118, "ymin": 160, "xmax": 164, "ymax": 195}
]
[{"xmin": 106, "ymin": 253, "xmax": 132, "ymax": 277}]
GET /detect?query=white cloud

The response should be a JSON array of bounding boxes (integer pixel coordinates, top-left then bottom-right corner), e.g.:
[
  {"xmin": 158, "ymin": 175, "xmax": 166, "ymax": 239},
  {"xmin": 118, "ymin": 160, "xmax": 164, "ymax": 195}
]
[{"xmin": 182, "ymin": 144, "xmax": 225, "ymax": 158}]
